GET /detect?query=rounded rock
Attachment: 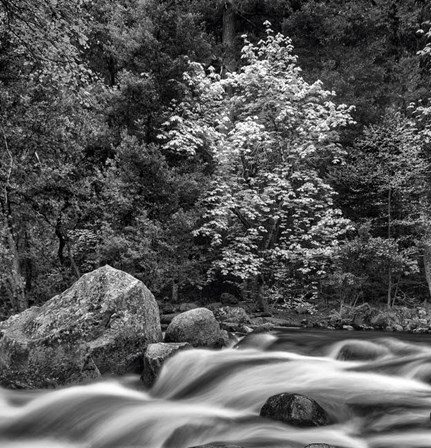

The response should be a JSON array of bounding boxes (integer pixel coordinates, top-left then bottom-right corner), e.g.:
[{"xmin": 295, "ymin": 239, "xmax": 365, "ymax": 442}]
[
  {"xmin": 260, "ymin": 393, "xmax": 330, "ymax": 427},
  {"xmin": 336, "ymin": 340, "xmax": 390, "ymax": 361},
  {"xmin": 165, "ymin": 308, "xmax": 222, "ymax": 348},
  {"xmin": 304, "ymin": 445, "xmax": 336, "ymax": 448}
]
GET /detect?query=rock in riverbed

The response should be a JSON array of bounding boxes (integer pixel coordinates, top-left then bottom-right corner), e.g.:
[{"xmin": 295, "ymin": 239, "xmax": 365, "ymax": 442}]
[
  {"xmin": 165, "ymin": 308, "xmax": 223, "ymax": 348},
  {"xmin": 190, "ymin": 445, "xmax": 243, "ymax": 448},
  {"xmin": 335, "ymin": 340, "xmax": 390, "ymax": 361},
  {"xmin": 141, "ymin": 342, "xmax": 191, "ymax": 387},
  {"xmin": 304, "ymin": 445, "xmax": 336, "ymax": 448},
  {"xmin": 0, "ymin": 265, "xmax": 162, "ymax": 388},
  {"xmin": 260, "ymin": 393, "xmax": 330, "ymax": 427}
]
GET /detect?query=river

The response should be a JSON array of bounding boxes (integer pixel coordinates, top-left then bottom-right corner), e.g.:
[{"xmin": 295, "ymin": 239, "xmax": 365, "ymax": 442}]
[{"xmin": 1, "ymin": 329, "xmax": 431, "ymax": 448}]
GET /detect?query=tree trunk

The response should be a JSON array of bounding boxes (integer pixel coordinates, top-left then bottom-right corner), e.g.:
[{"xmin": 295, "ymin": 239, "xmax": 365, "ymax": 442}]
[
  {"xmin": 253, "ymin": 274, "xmax": 269, "ymax": 313},
  {"xmin": 23, "ymin": 228, "xmax": 33, "ymax": 293},
  {"xmin": 387, "ymin": 267, "xmax": 392, "ymax": 308},
  {"xmin": 55, "ymin": 215, "xmax": 80, "ymax": 279},
  {"xmin": 387, "ymin": 187, "xmax": 392, "ymax": 308},
  {"xmin": 222, "ymin": 0, "xmax": 236, "ymax": 74},
  {"xmin": 172, "ymin": 279, "xmax": 179, "ymax": 303},
  {"xmin": 3, "ymin": 220, "xmax": 27, "ymax": 312},
  {"xmin": 423, "ymin": 240, "xmax": 431, "ymax": 301},
  {"xmin": 1, "ymin": 125, "xmax": 27, "ymax": 311}
]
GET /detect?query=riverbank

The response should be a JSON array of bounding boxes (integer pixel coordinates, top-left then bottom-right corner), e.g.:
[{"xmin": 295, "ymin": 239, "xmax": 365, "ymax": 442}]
[{"xmin": 159, "ymin": 299, "xmax": 431, "ymax": 336}]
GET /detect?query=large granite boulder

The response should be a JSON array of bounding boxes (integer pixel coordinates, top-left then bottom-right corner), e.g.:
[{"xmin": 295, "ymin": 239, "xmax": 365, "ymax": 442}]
[
  {"xmin": 260, "ymin": 393, "xmax": 330, "ymax": 427},
  {"xmin": 0, "ymin": 265, "xmax": 162, "ymax": 388},
  {"xmin": 141, "ymin": 342, "xmax": 191, "ymax": 387},
  {"xmin": 165, "ymin": 308, "xmax": 222, "ymax": 348}
]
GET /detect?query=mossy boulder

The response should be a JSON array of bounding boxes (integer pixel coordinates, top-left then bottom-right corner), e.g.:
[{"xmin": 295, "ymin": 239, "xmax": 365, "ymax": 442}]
[{"xmin": 0, "ymin": 265, "xmax": 162, "ymax": 388}]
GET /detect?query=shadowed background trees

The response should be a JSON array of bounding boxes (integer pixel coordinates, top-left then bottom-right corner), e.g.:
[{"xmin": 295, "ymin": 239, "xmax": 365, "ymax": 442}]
[{"xmin": 1, "ymin": 0, "xmax": 431, "ymax": 317}]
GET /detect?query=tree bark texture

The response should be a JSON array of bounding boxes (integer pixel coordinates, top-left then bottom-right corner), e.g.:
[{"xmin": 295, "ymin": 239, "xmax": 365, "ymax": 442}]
[
  {"xmin": 1, "ymin": 125, "xmax": 27, "ymax": 311},
  {"xmin": 55, "ymin": 215, "xmax": 81, "ymax": 279},
  {"xmin": 423, "ymin": 240, "xmax": 431, "ymax": 302},
  {"xmin": 222, "ymin": 0, "xmax": 236, "ymax": 73}
]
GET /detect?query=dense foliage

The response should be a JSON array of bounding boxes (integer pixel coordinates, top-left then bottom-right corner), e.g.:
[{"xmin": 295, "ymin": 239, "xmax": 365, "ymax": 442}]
[{"xmin": 1, "ymin": 0, "xmax": 431, "ymax": 317}]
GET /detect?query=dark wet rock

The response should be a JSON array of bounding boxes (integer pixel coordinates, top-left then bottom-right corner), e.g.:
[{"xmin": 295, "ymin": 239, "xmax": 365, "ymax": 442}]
[
  {"xmin": 304, "ymin": 444, "xmax": 336, "ymax": 448},
  {"xmin": 220, "ymin": 293, "xmax": 239, "ymax": 305},
  {"xmin": 160, "ymin": 313, "xmax": 179, "ymax": 325},
  {"xmin": 164, "ymin": 308, "xmax": 223, "ymax": 348},
  {"xmin": 260, "ymin": 393, "xmax": 330, "ymax": 427},
  {"xmin": 0, "ymin": 265, "xmax": 162, "ymax": 388},
  {"xmin": 336, "ymin": 340, "xmax": 391, "ymax": 361},
  {"xmin": 160, "ymin": 304, "xmax": 176, "ymax": 314},
  {"xmin": 214, "ymin": 306, "xmax": 251, "ymax": 324},
  {"xmin": 189, "ymin": 444, "xmax": 243, "ymax": 448},
  {"xmin": 141, "ymin": 342, "xmax": 191, "ymax": 387},
  {"xmin": 178, "ymin": 302, "xmax": 199, "ymax": 312}
]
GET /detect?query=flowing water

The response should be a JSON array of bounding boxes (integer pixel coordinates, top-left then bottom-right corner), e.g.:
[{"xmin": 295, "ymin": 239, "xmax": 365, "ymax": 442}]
[{"xmin": 2, "ymin": 329, "xmax": 431, "ymax": 448}]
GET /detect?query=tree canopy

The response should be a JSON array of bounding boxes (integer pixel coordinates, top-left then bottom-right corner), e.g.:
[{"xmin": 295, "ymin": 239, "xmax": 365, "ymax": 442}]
[{"xmin": 1, "ymin": 0, "xmax": 431, "ymax": 317}]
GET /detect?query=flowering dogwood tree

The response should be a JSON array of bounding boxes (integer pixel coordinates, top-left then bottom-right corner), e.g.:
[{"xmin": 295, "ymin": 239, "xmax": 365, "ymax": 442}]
[{"xmin": 161, "ymin": 25, "xmax": 354, "ymax": 308}]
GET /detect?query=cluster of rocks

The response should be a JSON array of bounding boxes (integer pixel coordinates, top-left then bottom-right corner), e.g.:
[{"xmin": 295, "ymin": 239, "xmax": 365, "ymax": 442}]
[
  {"xmin": 160, "ymin": 297, "xmax": 297, "ymax": 336},
  {"xmin": 323, "ymin": 302, "xmax": 431, "ymax": 333},
  {"xmin": 0, "ymin": 266, "xmax": 338, "ymax": 447},
  {"xmin": 0, "ymin": 266, "xmax": 244, "ymax": 389},
  {"xmin": 3, "ymin": 265, "xmax": 429, "ymax": 391},
  {"xmin": 0, "ymin": 266, "xmax": 294, "ymax": 389}
]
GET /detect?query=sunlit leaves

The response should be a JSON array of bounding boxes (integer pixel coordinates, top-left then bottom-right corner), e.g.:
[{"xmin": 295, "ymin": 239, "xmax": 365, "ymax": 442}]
[{"xmin": 164, "ymin": 28, "xmax": 355, "ymax": 299}]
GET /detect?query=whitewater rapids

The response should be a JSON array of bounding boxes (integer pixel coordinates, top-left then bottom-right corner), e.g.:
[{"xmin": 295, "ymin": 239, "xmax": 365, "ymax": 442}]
[{"xmin": 1, "ymin": 330, "xmax": 431, "ymax": 447}]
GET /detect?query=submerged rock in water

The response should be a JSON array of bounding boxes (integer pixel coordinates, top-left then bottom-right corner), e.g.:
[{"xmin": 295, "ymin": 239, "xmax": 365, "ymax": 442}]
[
  {"xmin": 304, "ymin": 444, "xmax": 336, "ymax": 448},
  {"xmin": 260, "ymin": 393, "xmax": 330, "ymax": 427},
  {"xmin": 336, "ymin": 340, "xmax": 391, "ymax": 361},
  {"xmin": 165, "ymin": 308, "xmax": 222, "ymax": 348},
  {"xmin": 141, "ymin": 342, "xmax": 191, "ymax": 387},
  {"xmin": 190, "ymin": 445, "xmax": 243, "ymax": 448},
  {"xmin": 0, "ymin": 265, "xmax": 162, "ymax": 388}
]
